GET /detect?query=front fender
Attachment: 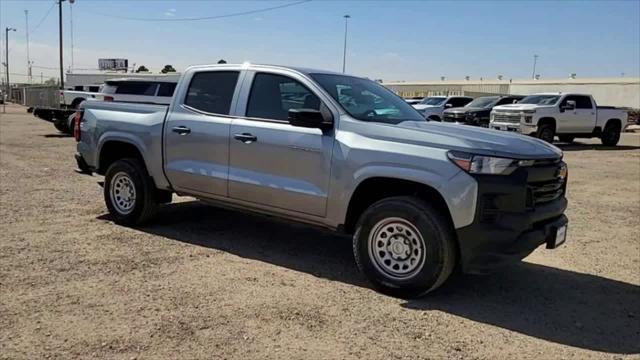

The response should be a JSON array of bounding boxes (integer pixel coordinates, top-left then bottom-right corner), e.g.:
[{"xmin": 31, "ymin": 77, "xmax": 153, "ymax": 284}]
[{"xmin": 334, "ymin": 164, "xmax": 477, "ymax": 230}]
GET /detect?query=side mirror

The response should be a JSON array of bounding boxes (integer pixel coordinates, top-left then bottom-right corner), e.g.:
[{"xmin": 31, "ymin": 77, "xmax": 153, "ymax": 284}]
[
  {"xmin": 288, "ymin": 108, "xmax": 333, "ymax": 130},
  {"xmin": 561, "ymin": 100, "xmax": 576, "ymax": 112}
]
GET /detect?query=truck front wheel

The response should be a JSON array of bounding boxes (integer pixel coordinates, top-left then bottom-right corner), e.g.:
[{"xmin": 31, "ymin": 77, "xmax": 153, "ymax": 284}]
[
  {"xmin": 601, "ymin": 122, "xmax": 621, "ymax": 146},
  {"xmin": 353, "ymin": 196, "xmax": 456, "ymax": 298},
  {"xmin": 537, "ymin": 123, "xmax": 555, "ymax": 143},
  {"xmin": 104, "ymin": 158, "xmax": 159, "ymax": 225}
]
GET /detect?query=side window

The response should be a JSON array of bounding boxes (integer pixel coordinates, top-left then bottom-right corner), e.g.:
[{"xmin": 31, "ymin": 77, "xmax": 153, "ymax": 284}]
[
  {"xmin": 497, "ymin": 97, "xmax": 517, "ymax": 105},
  {"xmin": 246, "ymin": 73, "xmax": 321, "ymax": 121},
  {"xmin": 88, "ymin": 86, "xmax": 100, "ymax": 93},
  {"xmin": 575, "ymin": 96, "xmax": 593, "ymax": 109},
  {"xmin": 450, "ymin": 97, "xmax": 471, "ymax": 107},
  {"xmin": 115, "ymin": 82, "xmax": 158, "ymax": 96},
  {"xmin": 157, "ymin": 82, "xmax": 177, "ymax": 97},
  {"xmin": 74, "ymin": 86, "xmax": 84, "ymax": 91},
  {"xmin": 184, "ymin": 71, "xmax": 240, "ymax": 115}
]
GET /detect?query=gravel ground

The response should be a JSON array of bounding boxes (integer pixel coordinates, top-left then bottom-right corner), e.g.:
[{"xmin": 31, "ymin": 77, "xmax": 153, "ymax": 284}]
[{"xmin": 1, "ymin": 104, "xmax": 639, "ymax": 359}]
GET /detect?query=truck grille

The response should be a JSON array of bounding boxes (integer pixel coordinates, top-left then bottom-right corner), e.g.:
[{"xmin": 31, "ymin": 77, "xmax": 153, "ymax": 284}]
[
  {"xmin": 443, "ymin": 113, "xmax": 465, "ymax": 122},
  {"xmin": 526, "ymin": 158, "xmax": 566, "ymax": 206},
  {"xmin": 493, "ymin": 113, "xmax": 521, "ymax": 124}
]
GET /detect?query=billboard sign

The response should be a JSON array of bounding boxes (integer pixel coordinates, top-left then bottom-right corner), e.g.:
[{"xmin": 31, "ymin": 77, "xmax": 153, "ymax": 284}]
[{"xmin": 98, "ymin": 59, "xmax": 129, "ymax": 71}]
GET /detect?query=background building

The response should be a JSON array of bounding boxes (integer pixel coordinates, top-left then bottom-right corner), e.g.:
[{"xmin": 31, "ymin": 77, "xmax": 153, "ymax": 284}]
[{"xmin": 384, "ymin": 77, "xmax": 640, "ymax": 109}]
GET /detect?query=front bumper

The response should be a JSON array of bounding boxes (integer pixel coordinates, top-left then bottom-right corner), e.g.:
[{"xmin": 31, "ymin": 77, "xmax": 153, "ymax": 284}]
[
  {"xmin": 490, "ymin": 121, "xmax": 538, "ymax": 135},
  {"xmin": 456, "ymin": 159, "xmax": 568, "ymax": 274}
]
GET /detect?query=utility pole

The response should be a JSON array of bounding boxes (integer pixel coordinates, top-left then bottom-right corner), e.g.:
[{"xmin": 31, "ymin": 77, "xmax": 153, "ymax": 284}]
[
  {"xmin": 25, "ymin": 10, "xmax": 32, "ymax": 84},
  {"xmin": 69, "ymin": 0, "xmax": 74, "ymax": 72},
  {"xmin": 532, "ymin": 54, "xmax": 538, "ymax": 79},
  {"xmin": 5, "ymin": 27, "xmax": 16, "ymax": 104},
  {"xmin": 342, "ymin": 15, "xmax": 350, "ymax": 73},
  {"xmin": 58, "ymin": 0, "xmax": 64, "ymax": 89}
]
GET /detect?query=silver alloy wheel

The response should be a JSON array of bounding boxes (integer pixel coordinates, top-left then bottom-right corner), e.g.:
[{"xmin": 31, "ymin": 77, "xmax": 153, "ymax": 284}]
[
  {"xmin": 109, "ymin": 172, "xmax": 137, "ymax": 215},
  {"xmin": 368, "ymin": 217, "xmax": 426, "ymax": 280}
]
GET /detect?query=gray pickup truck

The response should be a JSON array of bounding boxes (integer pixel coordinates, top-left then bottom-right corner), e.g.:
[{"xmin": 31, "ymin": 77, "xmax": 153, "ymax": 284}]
[{"xmin": 74, "ymin": 63, "xmax": 569, "ymax": 297}]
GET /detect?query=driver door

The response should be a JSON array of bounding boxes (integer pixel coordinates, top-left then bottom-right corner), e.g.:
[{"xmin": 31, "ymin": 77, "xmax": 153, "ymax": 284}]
[{"xmin": 228, "ymin": 71, "xmax": 334, "ymax": 217}]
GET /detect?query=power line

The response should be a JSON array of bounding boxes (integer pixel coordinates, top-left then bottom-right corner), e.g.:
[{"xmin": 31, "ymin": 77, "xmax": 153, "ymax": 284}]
[
  {"xmin": 30, "ymin": 2, "xmax": 56, "ymax": 37},
  {"xmin": 82, "ymin": 0, "xmax": 311, "ymax": 22}
]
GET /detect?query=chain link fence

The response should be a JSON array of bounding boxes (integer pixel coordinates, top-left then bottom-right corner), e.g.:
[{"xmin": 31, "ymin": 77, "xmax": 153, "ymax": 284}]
[{"xmin": 22, "ymin": 86, "xmax": 60, "ymax": 109}]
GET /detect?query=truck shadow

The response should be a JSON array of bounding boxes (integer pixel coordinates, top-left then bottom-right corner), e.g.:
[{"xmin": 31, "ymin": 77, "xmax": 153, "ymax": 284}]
[
  {"xmin": 556, "ymin": 142, "xmax": 640, "ymax": 151},
  {"xmin": 100, "ymin": 200, "xmax": 640, "ymax": 354}
]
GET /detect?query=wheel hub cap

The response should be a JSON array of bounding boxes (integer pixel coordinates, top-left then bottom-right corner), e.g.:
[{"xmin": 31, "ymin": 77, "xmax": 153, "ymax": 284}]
[
  {"xmin": 368, "ymin": 217, "xmax": 426, "ymax": 280},
  {"xmin": 110, "ymin": 172, "xmax": 136, "ymax": 215}
]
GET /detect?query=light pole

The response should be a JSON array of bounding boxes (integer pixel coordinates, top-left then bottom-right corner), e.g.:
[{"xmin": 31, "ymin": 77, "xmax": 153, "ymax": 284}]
[
  {"xmin": 58, "ymin": 0, "xmax": 64, "ymax": 89},
  {"xmin": 5, "ymin": 27, "xmax": 16, "ymax": 103},
  {"xmin": 342, "ymin": 15, "xmax": 350, "ymax": 73},
  {"xmin": 532, "ymin": 54, "xmax": 539, "ymax": 79}
]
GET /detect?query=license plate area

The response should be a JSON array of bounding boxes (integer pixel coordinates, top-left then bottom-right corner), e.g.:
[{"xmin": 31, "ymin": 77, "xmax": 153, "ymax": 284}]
[{"xmin": 547, "ymin": 225, "xmax": 567, "ymax": 249}]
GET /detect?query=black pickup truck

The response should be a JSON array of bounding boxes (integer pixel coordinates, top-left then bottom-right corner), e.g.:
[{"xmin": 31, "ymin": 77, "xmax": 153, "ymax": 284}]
[{"xmin": 443, "ymin": 95, "xmax": 523, "ymax": 127}]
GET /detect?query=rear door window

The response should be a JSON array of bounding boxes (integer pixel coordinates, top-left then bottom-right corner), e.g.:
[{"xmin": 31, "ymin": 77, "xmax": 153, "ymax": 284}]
[
  {"xmin": 114, "ymin": 82, "xmax": 158, "ymax": 96},
  {"xmin": 184, "ymin": 71, "xmax": 240, "ymax": 115},
  {"xmin": 157, "ymin": 82, "xmax": 177, "ymax": 97},
  {"xmin": 575, "ymin": 96, "xmax": 593, "ymax": 109}
]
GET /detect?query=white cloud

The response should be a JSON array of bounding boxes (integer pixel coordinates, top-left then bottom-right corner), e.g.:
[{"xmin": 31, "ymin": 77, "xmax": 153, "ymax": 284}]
[{"xmin": 164, "ymin": 12, "xmax": 175, "ymax": 17}]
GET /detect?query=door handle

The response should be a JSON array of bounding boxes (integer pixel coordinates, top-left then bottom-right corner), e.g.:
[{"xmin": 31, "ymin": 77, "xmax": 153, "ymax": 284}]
[
  {"xmin": 234, "ymin": 133, "xmax": 257, "ymax": 144},
  {"xmin": 172, "ymin": 126, "xmax": 191, "ymax": 135}
]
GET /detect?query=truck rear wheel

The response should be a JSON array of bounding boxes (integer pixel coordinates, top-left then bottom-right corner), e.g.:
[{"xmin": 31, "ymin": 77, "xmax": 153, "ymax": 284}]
[
  {"xmin": 601, "ymin": 122, "xmax": 621, "ymax": 146},
  {"xmin": 104, "ymin": 158, "xmax": 159, "ymax": 225},
  {"xmin": 353, "ymin": 196, "xmax": 456, "ymax": 298},
  {"xmin": 537, "ymin": 123, "xmax": 555, "ymax": 143}
]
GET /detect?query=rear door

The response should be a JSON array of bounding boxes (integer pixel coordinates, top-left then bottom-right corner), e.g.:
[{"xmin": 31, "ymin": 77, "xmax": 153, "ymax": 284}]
[
  {"xmin": 227, "ymin": 71, "xmax": 334, "ymax": 217},
  {"xmin": 163, "ymin": 70, "xmax": 242, "ymax": 197}
]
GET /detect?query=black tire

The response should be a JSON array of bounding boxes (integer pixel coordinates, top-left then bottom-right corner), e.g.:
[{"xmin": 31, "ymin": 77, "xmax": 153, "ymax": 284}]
[
  {"xmin": 53, "ymin": 117, "xmax": 67, "ymax": 133},
  {"xmin": 558, "ymin": 135, "xmax": 575, "ymax": 143},
  {"xmin": 353, "ymin": 196, "xmax": 457, "ymax": 298},
  {"xmin": 601, "ymin": 122, "xmax": 621, "ymax": 146},
  {"xmin": 70, "ymin": 98, "xmax": 85, "ymax": 109},
  {"xmin": 537, "ymin": 123, "xmax": 555, "ymax": 143},
  {"xmin": 104, "ymin": 158, "xmax": 159, "ymax": 225},
  {"xmin": 66, "ymin": 113, "xmax": 76, "ymax": 135}
]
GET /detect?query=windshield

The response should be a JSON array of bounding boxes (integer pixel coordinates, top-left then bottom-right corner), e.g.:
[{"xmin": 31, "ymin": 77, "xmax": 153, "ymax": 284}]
[
  {"xmin": 310, "ymin": 74, "xmax": 425, "ymax": 123},
  {"xmin": 419, "ymin": 97, "xmax": 447, "ymax": 106},
  {"xmin": 465, "ymin": 96, "xmax": 499, "ymax": 108},
  {"xmin": 518, "ymin": 95, "xmax": 560, "ymax": 105}
]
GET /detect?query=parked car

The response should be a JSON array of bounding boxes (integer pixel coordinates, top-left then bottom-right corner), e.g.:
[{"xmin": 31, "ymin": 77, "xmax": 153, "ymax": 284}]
[
  {"xmin": 60, "ymin": 85, "xmax": 103, "ymax": 110},
  {"xmin": 412, "ymin": 96, "xmax": 473, "ymax": 121},
  {"xmin": 443, "ymin": 95, "xmax": 524, "ymax": 127},
  {"xmin": 404, "ymin": 96, "xmax": 424, "ymax": 105},
  {"xmin": 490, "ymin": 93, "xmax": 628, "ymax": 145},
  {"xmin": 100, "ymin": 78, "xmax": 177, "ymax": 105},
  {"xmin": 74, "ymin": 63, "xmax": 569, "ymax": 298},
  {"xmin": 35, "ymin": 78, "xmax": 178, "ymax": 135}
]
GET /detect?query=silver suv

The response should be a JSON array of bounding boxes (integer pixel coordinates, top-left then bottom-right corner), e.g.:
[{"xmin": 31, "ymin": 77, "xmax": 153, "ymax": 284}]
[{"xmin": 74, "ymin": 64, "xmax": 569, "ymax": 297}]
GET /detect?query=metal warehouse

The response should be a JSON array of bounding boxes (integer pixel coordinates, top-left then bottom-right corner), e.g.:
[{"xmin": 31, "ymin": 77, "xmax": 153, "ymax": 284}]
[{"xmin": 384, "ymin": 77, "xmax": 640, "ymax": 108}]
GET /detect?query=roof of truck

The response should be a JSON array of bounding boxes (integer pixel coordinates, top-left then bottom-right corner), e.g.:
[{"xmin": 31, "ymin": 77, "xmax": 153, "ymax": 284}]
[{"xmin": 185, "ymin": 63, "xmax": 355, "ymax": 77}]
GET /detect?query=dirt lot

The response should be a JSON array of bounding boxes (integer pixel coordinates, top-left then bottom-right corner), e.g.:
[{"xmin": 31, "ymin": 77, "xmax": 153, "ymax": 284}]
[{"xmin": 1, "ymin": 103, "xmax": 639, "ymax": 359}]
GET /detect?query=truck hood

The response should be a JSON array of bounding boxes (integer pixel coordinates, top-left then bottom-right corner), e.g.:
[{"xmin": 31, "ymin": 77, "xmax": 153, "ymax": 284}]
[
  {"xmin": 492, "ymin": 104, "xmax": 545, "ymax": 111},
  {"xmin": 412, "ymin": 104, "xmax": 439, "ymax": 111},
  {"xmin": 377, "ymin": 120, "xmax": 562, "ymax": 159}
]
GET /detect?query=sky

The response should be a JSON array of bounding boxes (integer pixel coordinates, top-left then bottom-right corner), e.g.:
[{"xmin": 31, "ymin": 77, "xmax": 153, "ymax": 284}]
[{"xmin": 1, "ymin": 0, "xmax": 639, "ymax": 84}]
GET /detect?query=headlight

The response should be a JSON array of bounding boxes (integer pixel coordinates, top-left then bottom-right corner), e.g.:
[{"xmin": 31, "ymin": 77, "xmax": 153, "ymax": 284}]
[{"xmin": 447, "ymin": 151, "xmax": 519, "ymax": 175}]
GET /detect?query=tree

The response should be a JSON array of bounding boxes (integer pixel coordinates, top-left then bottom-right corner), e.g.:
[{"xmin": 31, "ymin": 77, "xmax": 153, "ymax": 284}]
[
  {"xmin": 135, "ymin": 65, "xmax": 149, "ymax": 73},
  {"xmin": 217, "ymin": 59, "xmax": 227, "ymax": 64},
  {"xmin": 160, "ymin": 65, "xmax": 176, "ymax": 74},
  {"xmin": 44, "ymin": 78, "xmax": 58, "ymax": 86}
]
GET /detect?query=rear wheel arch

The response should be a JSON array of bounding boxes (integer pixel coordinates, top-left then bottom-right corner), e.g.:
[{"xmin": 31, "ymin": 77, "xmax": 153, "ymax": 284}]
[
  {"xmin": 605, "ymin": 118, "xmax": 622, "ymax": 130},
  {"xmin": 98, "ymin": 140, "xmax": 145, "ymax": 175}
]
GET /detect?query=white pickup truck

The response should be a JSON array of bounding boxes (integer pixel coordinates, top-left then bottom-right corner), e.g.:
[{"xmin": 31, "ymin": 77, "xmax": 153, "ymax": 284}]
[{"xmin": 489, "ymin": 93, "xmax": 628, "ymax": 146}]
